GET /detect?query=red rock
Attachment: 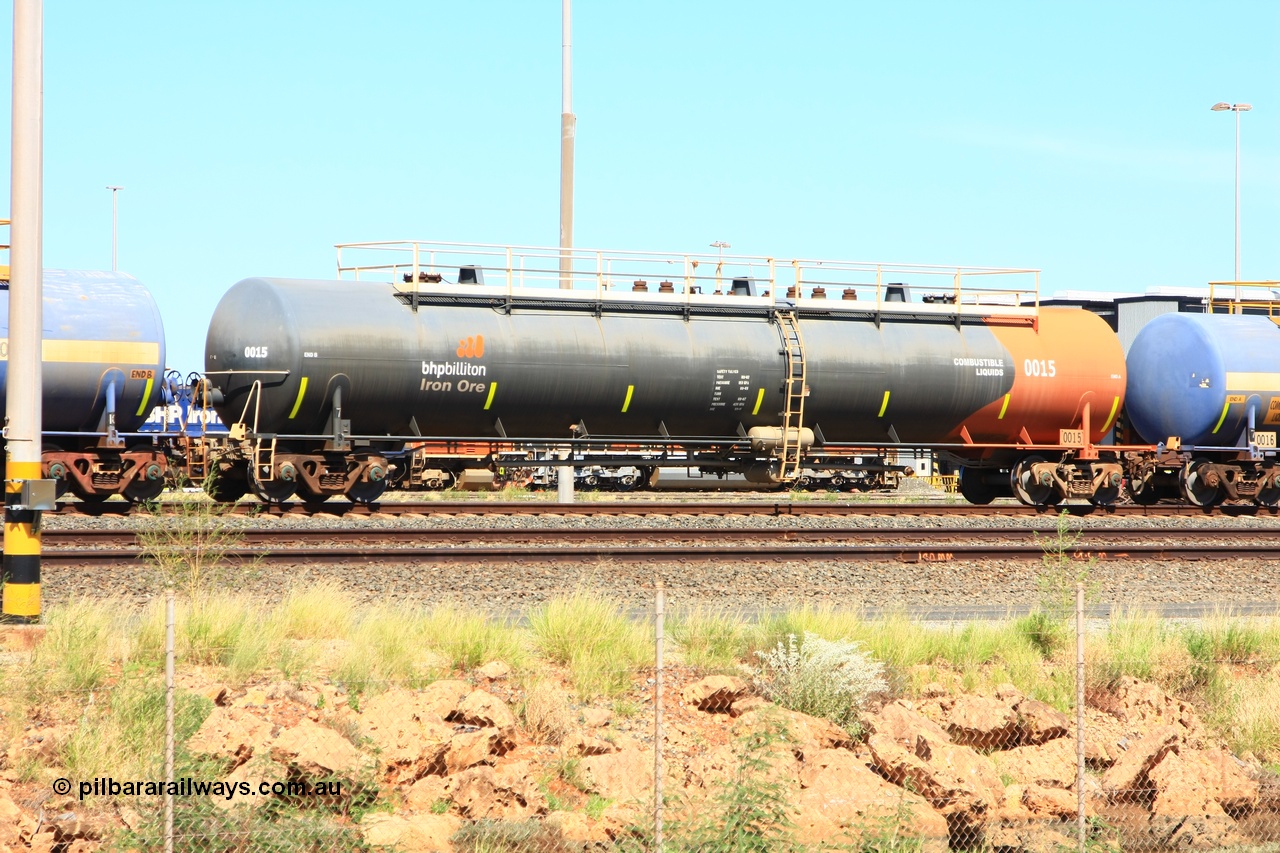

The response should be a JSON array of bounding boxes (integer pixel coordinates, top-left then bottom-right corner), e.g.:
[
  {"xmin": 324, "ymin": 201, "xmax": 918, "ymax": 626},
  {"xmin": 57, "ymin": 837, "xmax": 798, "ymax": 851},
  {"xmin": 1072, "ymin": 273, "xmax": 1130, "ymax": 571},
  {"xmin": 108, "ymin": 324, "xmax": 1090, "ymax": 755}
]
[
  {"xmin": 476, "ymin": 660, "xmax": 512, "ymax": 680},
  {"xmin": 186, "ymin": 706, "xmax": 272, "ymax": 767},
  {"xmin": 270, "ymin": 717, "xmax": 372, "ymax": 779},
  {"xmin": 418, "ymin": 679, "xmax": 474, "ymax": 719},
  {"xmin": 358, "ymin": 689, "xmax": 456, "ymax": 783},
  {"xmin": 865, "ymin": 700, "xmax": 951, "ymax": 748},
  {"xmin": 359, "ymin": 812, "xmax": 461, "ymax": 852},
  {"xmin": 1100, "ymin": 725, "xmax": 1179, "ymax": 801},
  {"xmin": 991, "ymin": 736, "xmax": 1078, "ymax": 789},
  {"xmin": 866, "ymin": 733, "xmax": 1003, "ymax": 831},
  {"xmin": 454, "ymin": 689, "xmax": 516, "ymax": 729},
  {"xmin": 1021, "ymin": 783, "xmax": 1083, "ymax": 819},
  {"xmin": 580, "ymin": 748, "xmax": 655, "ymax": 803},
  {"xmin": 681, "ymin": 675, "xmax": 749, "ymax": 712},
  {"xmin": 794, "ymin": 748, "xmax": 948, "ymax": 851},
  {"xmin": 735, "ymin": 707, "xmax": 854, "ymax": 759},
  {"xmin": 1014, "ymin": 697, "xmax": 1070, "ymax": 745},
  {"xmin": 944, "ymin": 694, "xmax": 1019, "ymax": 749},
  {"xmin": 450, "ymin": 762, "xmax": 545, "ymax": 820},
  {"xmin": 443, "ymin": 727, "xmax": 515, "ymax": 775}
]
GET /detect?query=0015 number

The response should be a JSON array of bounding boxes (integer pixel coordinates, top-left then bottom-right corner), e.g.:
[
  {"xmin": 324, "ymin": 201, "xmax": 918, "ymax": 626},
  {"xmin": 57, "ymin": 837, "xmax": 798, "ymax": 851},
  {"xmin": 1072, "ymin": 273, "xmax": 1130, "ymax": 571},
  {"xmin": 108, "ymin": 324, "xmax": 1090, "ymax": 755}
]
[{"xmin": 1023, "ymin": 359, "xmax": 1056, "ymax": 378}]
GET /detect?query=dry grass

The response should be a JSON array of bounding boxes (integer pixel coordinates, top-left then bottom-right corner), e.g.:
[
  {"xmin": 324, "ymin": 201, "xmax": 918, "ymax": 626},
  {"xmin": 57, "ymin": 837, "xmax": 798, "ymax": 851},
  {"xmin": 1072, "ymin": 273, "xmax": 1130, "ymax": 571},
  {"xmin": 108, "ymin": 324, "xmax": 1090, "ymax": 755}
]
[
  {"xmin": 5, "ymin": 585, "xmax": 1280, "ymax": 774},
  {"xmin": 520, "ymin": 680, "xmax": 575, "ymax": 745}
]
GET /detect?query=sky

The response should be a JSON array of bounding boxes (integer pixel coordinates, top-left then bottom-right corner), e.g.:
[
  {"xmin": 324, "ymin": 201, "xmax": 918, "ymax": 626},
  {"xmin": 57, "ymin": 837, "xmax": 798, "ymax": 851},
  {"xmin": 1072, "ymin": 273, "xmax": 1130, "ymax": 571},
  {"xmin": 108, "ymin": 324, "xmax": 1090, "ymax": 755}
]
[{"xmin": 1, "ymin": 1, "xmax": 1277, "ymax": 373}]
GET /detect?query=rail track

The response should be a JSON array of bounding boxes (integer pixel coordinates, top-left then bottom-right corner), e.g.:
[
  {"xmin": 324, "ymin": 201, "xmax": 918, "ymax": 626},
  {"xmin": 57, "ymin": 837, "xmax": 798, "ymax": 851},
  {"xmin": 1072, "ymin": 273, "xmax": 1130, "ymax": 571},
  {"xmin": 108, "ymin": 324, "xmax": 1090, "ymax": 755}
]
[
  {"xmin": 53, "ymin": 498, "xmax": 1280, "ymax": 519},
  {"xmin": 43, "ymin": 524, "xmax": 1280, "ymax": 568}
]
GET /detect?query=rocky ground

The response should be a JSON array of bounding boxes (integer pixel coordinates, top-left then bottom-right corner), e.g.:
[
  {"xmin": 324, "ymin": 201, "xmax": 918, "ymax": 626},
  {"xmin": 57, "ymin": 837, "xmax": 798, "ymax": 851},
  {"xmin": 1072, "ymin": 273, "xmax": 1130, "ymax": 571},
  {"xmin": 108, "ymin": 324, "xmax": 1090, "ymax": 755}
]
[{"xmin": 2, "ymin": 656, "xmax": 1278, "ymax": 852}]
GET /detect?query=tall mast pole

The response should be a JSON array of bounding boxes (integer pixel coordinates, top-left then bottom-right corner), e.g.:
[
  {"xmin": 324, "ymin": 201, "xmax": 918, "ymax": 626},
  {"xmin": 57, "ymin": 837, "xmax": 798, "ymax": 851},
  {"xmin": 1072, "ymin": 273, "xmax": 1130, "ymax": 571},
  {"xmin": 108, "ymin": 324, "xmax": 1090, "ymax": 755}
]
[
  {"xmin": 4, "ymin": 0, "xmax": 45, "ymax": 623},
  {"xmin": 558, "ymin": 0, "xmax": 575, "ymax": 289}
]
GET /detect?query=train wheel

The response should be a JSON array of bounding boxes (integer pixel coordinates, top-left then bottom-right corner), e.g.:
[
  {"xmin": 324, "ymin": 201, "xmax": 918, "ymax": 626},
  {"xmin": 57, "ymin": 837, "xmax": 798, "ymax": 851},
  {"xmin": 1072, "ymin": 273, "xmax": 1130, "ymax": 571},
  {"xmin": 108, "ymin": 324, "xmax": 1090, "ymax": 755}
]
[
  {"xmin": 42, "ymin": 443, "xmax": 70, "ymax": 498},
  {"xmin": 1088, "ymin": 487, "xmax": 1120, "ymax": 508},
  {"xmin": 1255, "ymin": 487, "xmax": 1280, "ymax": 509},
  {"xmin": 1181, "ymin": 459, "xmax": 1221, "ymax": 507},
  {"xmin": 957, "ymin": 467, "xmax": 995, "ymax": 505},
  {"xmin": 250, "ymin": 475, "xmax": 296, "ymax": 503},
  {"xmin": 347, "ymin": 479, "xmax": 388, "ymax": 504},
  {"xmin": 124, "ymin": 476, "xmax": 166, "ymax": 503},
  {"xmin": 204, "ymin": 463, "xmax": 249, "ymax": 502},
  {"xmin": 1011, "ymin": 456, "xmax": 1057, "ymax": 507}
]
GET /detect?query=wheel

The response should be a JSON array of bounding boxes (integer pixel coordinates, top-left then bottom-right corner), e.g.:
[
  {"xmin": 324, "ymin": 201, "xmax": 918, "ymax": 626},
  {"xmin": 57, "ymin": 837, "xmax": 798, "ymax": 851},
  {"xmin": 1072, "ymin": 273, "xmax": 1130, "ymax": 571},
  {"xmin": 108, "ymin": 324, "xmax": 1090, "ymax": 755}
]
[
  {"xmin": 123, "ymin": 453, "xmax": 167, "ymax": 502},
  {"xmin": 1181, "ymin": 459, "xmax": 1222, "ymax": 507},
  {"xmin": 617, "ymin": 473, "xmax": 638, "ymax": 490},
  {"xmin": 1088, "ymin": 470, "xmax": 1124, "ymax": 507},
  {"xmin": 124, "ymin": 476, "xmax": 166, "ymax": 502},
  {"xmin": 1088, "ymin": 488, "xmax": 1119, "ymax": 508},
  {"xmin": 249, "ymin": 467, "xmax": 296, "ymax": 503},
  {"xmin": 202, "ymin": 462, "xmax": 249, "ymax": 502},
  {"xmin": 42, "ymin": 443, "xmax": 70, "ymax": 499},
  {"xmin": 346, "ymin": 478, "xmax": 388, "ymax": 504},
  {"xmin": 957, "ymin": 467, "xmax": 995, "ymax": 505},
  {"xmin": 1011, "ymin": 456, "xmax": 1058, "ymax": 507},
  {"xmin": 1255, "ymin": 486, "xmax": 1280, "ymax": 509}
]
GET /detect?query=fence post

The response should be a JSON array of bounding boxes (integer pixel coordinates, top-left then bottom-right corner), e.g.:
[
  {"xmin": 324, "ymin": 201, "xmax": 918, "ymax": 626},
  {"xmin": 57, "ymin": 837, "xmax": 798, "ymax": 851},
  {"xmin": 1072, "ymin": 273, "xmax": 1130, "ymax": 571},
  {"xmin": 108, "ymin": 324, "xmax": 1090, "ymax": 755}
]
[
  {"xmin": 654, "ymin": 581, "xmax": 664, "ymax": 852},
  {"xmin": 165, "ymin": 589, "xmax": 175, "ymax": 853},
  {"xmin": 1076, "ymin": 582, "xmax": 1085, "ymax": 852}
]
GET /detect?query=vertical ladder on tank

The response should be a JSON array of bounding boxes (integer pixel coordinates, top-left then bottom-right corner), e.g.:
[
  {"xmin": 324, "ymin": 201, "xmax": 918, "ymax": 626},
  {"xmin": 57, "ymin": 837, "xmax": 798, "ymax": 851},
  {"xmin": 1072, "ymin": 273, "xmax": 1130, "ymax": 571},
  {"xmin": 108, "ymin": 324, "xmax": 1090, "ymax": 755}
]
[
  {"xmin": 776, "ymin": 310, "xmax": 807, "ymax": 481},
  {"xmin": 183, "ymin": 436, "xmax": 209, "ymax": 483}
]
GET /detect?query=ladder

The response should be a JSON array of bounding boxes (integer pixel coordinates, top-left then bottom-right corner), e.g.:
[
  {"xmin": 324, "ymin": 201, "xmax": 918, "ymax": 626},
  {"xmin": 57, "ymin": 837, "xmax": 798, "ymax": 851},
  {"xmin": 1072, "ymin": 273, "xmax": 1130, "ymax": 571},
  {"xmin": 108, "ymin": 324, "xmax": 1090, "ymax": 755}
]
[
  {"xmin": 183, "ymin": 435, "xmax": 209, "ymax": 482},
  {"xmin": 254, "ymin": 437, "xmax": 278, "ymax": 482},
  {"xmin": 776, "ymin": 310, "xmax": 808, "ymax": 481}
]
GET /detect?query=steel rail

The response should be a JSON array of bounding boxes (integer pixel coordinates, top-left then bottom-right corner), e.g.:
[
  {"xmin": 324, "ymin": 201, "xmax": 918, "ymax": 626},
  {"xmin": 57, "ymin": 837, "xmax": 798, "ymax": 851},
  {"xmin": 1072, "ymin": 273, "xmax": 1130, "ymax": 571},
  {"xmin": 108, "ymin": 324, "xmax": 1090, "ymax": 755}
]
[
  {"xmin": 43, "ymin": 525, "xmax": 1280, "ymax": 547},
  {"xmin": 52, "ymin": 499, "xmax": 1280, "ymax": 519},
  {"xmin": 40, "ymin": 541, "xmax": 1280, "ymax": 568}
]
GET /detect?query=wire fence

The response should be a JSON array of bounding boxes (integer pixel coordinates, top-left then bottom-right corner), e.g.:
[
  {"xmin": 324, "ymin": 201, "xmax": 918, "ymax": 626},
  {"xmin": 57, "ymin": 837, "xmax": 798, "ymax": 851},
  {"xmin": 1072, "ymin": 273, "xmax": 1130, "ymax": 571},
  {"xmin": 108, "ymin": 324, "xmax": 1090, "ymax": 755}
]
[{"xmin": 2, "ymin": 584, "xmax": 1279, "ymax": 852}]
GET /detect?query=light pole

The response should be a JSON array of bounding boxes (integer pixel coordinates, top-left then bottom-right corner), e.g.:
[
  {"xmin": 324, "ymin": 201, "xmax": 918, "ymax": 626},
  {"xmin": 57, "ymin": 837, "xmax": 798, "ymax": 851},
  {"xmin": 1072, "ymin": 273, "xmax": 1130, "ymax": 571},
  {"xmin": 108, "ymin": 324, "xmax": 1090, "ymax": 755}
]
[
  {"xmin": 1210, "ymin": 102, "xmax": 1251, "ymax": 293},
  {"xmin": 106, "ymin": 185, "xmax": 123, "ymax": 271}
]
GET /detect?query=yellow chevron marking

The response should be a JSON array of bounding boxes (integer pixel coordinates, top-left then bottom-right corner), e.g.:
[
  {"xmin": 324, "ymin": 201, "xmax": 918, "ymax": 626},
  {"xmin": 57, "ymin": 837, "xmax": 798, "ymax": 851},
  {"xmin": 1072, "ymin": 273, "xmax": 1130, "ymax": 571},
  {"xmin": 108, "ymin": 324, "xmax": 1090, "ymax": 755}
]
[{"xmin": 288, "ymin": 377, "xmax": 309, "ymax": 419}]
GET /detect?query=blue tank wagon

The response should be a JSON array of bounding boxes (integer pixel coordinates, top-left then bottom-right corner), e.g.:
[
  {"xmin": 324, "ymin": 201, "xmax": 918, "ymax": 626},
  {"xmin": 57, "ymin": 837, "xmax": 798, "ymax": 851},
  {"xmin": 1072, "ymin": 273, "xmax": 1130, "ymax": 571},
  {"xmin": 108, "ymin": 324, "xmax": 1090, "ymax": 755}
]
[
  {"xmin": 0, "ymin": 270, "xmax": 169, "ymax": 501},
  {"xmin": 1125, "ymin": 310, "xmax": 1280, "ymax": 506}
]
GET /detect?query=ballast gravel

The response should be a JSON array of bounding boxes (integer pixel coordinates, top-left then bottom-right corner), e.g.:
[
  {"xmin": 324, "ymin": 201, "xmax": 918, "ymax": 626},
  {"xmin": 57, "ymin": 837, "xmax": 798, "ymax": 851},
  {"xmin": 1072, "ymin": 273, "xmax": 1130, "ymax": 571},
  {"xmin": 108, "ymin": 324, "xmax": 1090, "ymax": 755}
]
[{"xmin": 37, "ymin": 481, "xmax": 1280, "ymax": 617}]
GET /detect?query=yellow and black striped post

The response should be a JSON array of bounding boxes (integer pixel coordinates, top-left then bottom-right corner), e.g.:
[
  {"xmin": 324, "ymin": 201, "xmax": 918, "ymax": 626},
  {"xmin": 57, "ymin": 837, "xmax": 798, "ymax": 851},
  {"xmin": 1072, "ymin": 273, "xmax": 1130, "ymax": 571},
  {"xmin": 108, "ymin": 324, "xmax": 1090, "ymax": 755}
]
[{"xmin": 1, "ymin": 460, "xmax": 42, "ymax": 623}]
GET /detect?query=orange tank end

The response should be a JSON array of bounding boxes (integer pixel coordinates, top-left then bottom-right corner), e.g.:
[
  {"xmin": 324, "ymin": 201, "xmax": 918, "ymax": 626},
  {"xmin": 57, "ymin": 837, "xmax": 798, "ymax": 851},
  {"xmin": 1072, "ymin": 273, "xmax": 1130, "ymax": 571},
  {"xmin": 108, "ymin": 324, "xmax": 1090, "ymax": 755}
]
[{"xmin": 956, "ymin": 307, "xmax": 1126, "ymax": 446}]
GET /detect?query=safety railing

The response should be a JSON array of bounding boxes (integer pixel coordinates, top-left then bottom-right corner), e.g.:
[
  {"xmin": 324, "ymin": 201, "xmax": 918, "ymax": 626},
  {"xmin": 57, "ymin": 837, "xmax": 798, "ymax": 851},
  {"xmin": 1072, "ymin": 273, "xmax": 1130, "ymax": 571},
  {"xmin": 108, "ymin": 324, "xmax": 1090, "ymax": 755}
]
[
  {"xmin": 335, "ymin": 240, "xmax": 1041, "ymax": 321},
  {"xmin": 1208, "ymin": 280, "xmax": 1280, "ymax": 316}
]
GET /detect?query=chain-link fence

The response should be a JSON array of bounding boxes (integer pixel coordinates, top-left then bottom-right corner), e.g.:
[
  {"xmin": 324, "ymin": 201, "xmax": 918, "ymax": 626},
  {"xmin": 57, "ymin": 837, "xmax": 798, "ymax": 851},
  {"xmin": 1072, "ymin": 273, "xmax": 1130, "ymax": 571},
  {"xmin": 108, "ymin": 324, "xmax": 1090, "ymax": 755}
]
[{"xmin": 2, "ymin": 583, "xmax": 1279, "ymax": 852}]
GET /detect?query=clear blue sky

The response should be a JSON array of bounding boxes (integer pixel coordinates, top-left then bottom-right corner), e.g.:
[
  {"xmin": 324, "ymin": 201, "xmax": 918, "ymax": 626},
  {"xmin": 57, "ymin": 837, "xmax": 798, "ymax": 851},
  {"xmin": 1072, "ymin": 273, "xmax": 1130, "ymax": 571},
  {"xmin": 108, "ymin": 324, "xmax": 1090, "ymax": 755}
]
[{"xmin": 1, "ymin": 1, "xmax": 1277, "ymax": 372}]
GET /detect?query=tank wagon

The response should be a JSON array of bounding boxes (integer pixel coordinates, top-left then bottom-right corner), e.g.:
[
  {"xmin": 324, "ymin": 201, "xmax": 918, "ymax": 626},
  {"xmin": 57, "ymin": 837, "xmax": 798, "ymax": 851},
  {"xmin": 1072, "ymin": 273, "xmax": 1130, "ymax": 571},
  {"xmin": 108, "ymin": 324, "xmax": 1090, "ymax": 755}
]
[
  {"xmin": 0, "ymin": 269, "xmax": 169, "ymax": 501},
  {"xmin": 202, "ymin": 241, "xmax": 1126, "ymax": 506},
  {"xmin": 1124, "ymin": 283, "xmax": 1280, "ymax": 506}
]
